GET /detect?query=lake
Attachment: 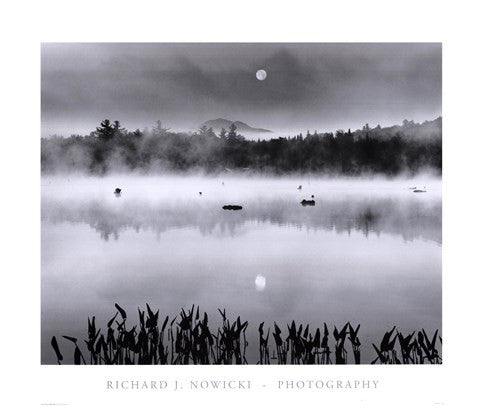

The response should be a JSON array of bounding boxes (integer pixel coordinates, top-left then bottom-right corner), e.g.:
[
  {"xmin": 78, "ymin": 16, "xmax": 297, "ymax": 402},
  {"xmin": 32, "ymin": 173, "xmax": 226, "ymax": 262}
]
[{"xmin": 41, "ymin": 175, "xmax": 441, "ymax": 364}]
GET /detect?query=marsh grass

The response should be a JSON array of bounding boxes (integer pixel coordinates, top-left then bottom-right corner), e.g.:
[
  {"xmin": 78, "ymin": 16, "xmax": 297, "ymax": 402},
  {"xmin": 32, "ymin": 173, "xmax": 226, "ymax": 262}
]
[{"xmin": 50, "ymin": 304, "xmax": 441, "ymax": 365}]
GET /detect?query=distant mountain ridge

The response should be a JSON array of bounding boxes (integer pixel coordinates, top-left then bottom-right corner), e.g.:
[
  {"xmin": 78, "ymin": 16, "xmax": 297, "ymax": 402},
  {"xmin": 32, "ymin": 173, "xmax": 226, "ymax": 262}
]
[
  {"xmin": 202, "ymin": 118, "xmax": 272, "ymax": 134},
  {"xmin": 351, "ymin": 116, "xmax": 442, "ymax": 142},
  {"xmin": 300, "ymin": 117, "xmax": 442, "ymax": 142}
]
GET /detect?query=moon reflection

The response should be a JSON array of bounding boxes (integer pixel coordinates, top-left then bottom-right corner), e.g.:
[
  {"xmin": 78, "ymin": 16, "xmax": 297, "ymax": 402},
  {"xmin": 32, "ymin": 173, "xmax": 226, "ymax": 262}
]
[{"xmin": 255, "ymin": 274, "xmax": 266, "ymax": 291}]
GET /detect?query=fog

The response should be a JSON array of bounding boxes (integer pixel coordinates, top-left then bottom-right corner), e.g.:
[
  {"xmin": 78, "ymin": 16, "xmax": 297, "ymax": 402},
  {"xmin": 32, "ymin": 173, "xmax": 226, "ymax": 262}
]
[
  {"xmin": 41, "ymin": 117, "xmax": 442, "ymax": 177},
  {"xmin": 42, "ymin": 175, "xmax": 441, "ymax": 243}
]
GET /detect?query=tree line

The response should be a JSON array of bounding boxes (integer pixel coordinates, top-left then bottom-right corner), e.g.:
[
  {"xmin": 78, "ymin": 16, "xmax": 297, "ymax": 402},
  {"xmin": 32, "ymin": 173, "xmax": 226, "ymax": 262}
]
[{"xmin": 41, "ymin": 117, "xmax": 442, "ymax": 175}]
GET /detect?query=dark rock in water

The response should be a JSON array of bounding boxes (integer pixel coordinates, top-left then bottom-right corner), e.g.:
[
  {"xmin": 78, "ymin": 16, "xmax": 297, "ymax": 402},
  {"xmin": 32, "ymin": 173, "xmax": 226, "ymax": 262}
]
[
  {"xmin": 222, "ymin": 205, "xmax": 243, "ymax": 210},
  {"xmin": 114, "ymin": 188, "xmax": 122, "ymax": 194},
  {"xmin": 301, "ymin": 199, "xmax": 315, "ymax": 206}
]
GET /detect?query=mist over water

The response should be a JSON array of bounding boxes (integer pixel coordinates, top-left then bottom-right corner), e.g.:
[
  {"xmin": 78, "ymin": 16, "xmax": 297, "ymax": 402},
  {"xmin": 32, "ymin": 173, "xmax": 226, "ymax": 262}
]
[{"xmin": 41, "ymin": 175, "xmax": 441, "ymax": 364}]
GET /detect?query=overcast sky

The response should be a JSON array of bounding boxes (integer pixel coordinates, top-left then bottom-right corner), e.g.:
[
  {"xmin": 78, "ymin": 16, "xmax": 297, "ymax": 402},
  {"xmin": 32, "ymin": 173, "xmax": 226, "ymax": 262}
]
[{"xmin": 41, "ymin": 43, "xmax": 441, "ymax": 137}]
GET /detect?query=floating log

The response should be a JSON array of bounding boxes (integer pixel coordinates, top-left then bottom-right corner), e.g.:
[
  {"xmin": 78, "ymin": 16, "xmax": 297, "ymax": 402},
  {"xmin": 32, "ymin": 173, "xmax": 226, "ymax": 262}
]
[{"xmin": 222, "ymin": 205, "xmax": 243, "ymax": 210}]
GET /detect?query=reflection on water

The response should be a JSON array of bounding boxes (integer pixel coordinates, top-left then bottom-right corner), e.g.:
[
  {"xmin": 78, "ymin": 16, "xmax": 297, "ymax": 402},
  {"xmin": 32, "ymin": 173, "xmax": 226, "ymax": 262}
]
[
  {"xmin": 42, "ymin": 196, "xmax": 441, "ymax": 244},
  {"xmin": 41, "ymin": 176, "xmax": 441, "ymax": 364}
]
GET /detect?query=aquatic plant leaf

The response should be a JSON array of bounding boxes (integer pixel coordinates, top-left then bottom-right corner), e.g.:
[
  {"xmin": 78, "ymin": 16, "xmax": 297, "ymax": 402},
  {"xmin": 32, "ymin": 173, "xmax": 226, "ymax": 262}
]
[
  {"xmin": 303, "ymin": 324, "xmax": 309, "ymax": 339},
  {"xmin": 115, "ymin": 303, "xmax": 127, "ymax": 319},
  {"xmin": 386, "ymin": 334, "xmax": 397, "ymax": 351},
  {"xmin": 74, "ymin": 346, "xmax": 84, "ymax": 365},
  {"xmin": 107, "ymin": 312, "xmax": 118, "ymax": 328},
  {"xmin": 146, "ymin": 303, "xmax": 155, "ymax": 320},
  {"xmin": 161, "ymin": 316, "xmax": 169, "ymax": 333},
  {"xmin": 339, "ymin": 323, "xmax": 349, "ymax": 338},
  {"xmin": 333, "ymin": 326, "xmax": 339, "ymax": 342},
  {"xmin": 372, "ymin": 344, "xmax": 387, "ymax": 363},
  {"xmin": 218, "ymin": 308, "xmax": 226, "ymax": 321},
  {"xmin": 422, "ymin": 329, "xmax": 432, "ymax": 350},
  {"xmin": 138, "ymin": 309, "xmax": 145, "ymax": 327},
  {"xmin": 51, "ymin": 336, "xmax": 63, "ymax": 362},
  {"xmin": 62, "ymin": 335, "xmax": 78, "ymax": 344},
  {"xmin": 312, "ymin": 328, "xmax": 321, "ymax": 346},
  {"xmin": 380, "ymin": 326, "xmax": 396, "ymax": 353}
]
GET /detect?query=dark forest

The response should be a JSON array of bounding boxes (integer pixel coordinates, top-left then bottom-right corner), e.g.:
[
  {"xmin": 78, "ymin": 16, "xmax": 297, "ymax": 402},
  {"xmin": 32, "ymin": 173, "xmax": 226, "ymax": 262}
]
[{"xmin": 41, "ymin": 117, "xmax": 442, "ymax": 175}]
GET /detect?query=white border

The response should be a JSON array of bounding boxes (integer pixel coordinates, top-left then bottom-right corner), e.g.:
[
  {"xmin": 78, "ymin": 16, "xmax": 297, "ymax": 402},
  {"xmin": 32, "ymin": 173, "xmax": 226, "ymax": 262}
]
[{"xmin": 2, "ymin": 1, "xmax": 480, "ymax": 405}]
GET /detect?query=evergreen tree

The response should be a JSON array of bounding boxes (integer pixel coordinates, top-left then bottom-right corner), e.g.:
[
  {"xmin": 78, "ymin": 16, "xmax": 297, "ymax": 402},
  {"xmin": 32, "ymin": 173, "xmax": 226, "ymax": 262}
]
[
  {"xmin": 113, "ymin": 120, "xmax": 125, "ymax": 137},
  {"xmin": 152, "ymin": 120, "xmax": 169, "ymax": 136},
  {"xmin": 95, "ymin": 119, "xmax": 115, "ymax": 141},
  {"xmin": 228, "ymin": 123, "xmax": 237, "ymax": 140},
  {"xmin": 198, "ymin": 125, "xmax": 209, "ymax": 136},
  {"xmin": 132, "ymin": 129, "xmax": 143, "ymax": 138}
]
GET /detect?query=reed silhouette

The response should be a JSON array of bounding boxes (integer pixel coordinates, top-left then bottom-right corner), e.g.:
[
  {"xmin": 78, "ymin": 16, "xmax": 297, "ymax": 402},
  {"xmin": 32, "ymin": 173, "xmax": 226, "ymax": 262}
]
[
  {"xmin": 50, "ymin": 304, "xmax": 441, "ymax": 365},
  {"xmin": 371, "ymin": 326, "xmax": 442, "ymax": 364}
]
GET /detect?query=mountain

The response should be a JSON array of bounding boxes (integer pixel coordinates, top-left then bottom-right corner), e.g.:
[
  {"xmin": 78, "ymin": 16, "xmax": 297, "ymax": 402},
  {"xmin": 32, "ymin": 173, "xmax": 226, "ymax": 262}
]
[
  {"xmin": 351, "ymin": 116, "xmax": 442, "ymax": 142},
  {"xmin": 201, "ymin": 118, "xmax": 272, "ymax": 134}
]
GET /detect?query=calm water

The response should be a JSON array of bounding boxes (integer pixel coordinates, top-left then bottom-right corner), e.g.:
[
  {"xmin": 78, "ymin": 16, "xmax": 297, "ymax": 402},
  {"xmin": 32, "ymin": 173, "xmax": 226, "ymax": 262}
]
[{"xmin": 41, "ymin": 175, "xmax": 442, "ymax": 364}]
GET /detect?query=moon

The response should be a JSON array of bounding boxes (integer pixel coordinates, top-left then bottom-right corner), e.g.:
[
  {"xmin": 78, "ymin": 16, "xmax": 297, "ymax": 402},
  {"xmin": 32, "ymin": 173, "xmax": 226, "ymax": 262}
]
[
  {"xmin": 256, "ymin": 69, "xmax": 267, "ymax": 81},
  {"xmin": 255, "ymin": 274, "xmax": 266, "ymax": 291}
]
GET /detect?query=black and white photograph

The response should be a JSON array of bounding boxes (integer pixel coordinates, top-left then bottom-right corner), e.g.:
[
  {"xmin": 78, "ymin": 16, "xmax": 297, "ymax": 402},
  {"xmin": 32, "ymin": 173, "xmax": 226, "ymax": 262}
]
[
  {"xmin": 41, "ymin": 43, "xmax": 442, "ymax": 366},
  {"xmin": 5, "ymin": 1, "xmax": 480, "ymax": 405}
]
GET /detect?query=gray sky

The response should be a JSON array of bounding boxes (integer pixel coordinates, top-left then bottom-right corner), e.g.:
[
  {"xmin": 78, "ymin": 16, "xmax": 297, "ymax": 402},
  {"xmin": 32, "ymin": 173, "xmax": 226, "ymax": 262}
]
[{"xmin": 41, "ymin": 43, "xmax": 441, "ymax": 137}]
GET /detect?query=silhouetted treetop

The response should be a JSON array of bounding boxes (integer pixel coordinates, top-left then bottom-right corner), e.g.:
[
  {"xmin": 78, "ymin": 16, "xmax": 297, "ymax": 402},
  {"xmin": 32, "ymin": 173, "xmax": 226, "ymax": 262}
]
[{"xmin": 42, "ymin": 117, "xmax": 442, "ymax": 175}]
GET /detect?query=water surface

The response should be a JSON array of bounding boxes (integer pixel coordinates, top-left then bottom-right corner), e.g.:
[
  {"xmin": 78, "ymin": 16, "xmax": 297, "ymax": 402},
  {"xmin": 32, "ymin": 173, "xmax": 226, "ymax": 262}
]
[{"xmin": 41, "ymin": 176, "xmax": 441, "ymax": 364}]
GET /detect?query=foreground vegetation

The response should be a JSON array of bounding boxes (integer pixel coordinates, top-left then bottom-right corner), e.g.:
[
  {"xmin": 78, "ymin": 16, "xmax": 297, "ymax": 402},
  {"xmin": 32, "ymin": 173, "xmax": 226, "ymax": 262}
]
[
  {"xmin": 50, "ymin": 304, "xmax": 442, "ymax": 365},
  {"xmin": 41, "ymin": 117, "xmax": 442, "ymax": 175}
]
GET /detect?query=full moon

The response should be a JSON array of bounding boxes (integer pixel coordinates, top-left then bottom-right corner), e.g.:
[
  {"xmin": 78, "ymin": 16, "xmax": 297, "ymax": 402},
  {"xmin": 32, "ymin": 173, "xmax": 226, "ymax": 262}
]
[
  {"xmin": 256, "ymin": 69, "xmax": 267, "ymax": 81},
  {"xmin": 255, "ymin": 274, "xmax": 266, "ymax": 291}
]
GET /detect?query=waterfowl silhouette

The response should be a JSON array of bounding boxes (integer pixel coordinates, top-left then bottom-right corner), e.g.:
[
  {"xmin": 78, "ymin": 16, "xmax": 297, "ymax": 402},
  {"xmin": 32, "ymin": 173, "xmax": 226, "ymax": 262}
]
[
  {"xmin": 297, "ymin": 185, "xmax": 302, "ymax": 190},
  {"xmin": 114, "ymin": 188, "xmax": 122, "ymax": 195},
  {"xmin": 301, "ymin": 199, "xmax": 315, "ymax": 206},
  {"xmin": 413, "ymin": 187, "xmax": 427, "ymax": 193},
  {"xmin": 199, "ymin": 192, "xmax": 202, "ymax": 196}
]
